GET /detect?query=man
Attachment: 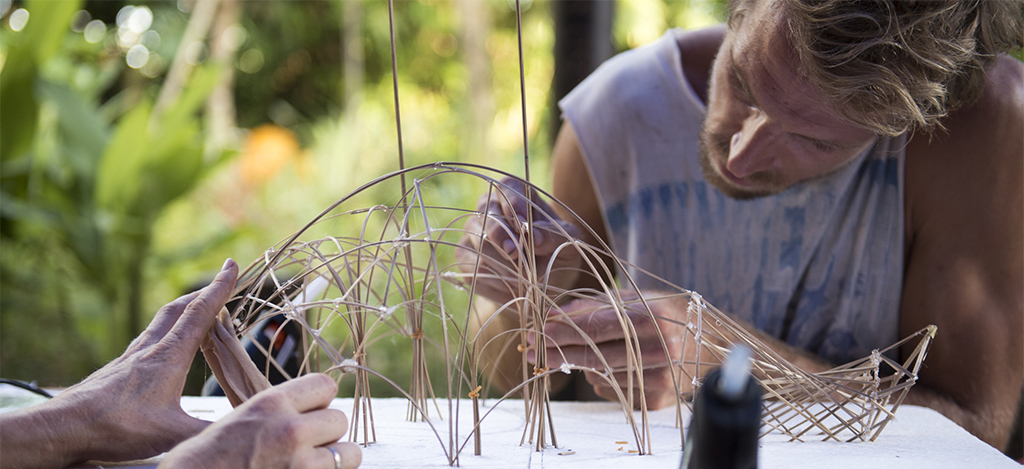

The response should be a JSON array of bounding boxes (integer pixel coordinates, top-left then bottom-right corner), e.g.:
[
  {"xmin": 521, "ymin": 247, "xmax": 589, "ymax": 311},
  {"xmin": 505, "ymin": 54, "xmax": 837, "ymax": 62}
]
[
  {"xmin": 461, "ymin": 0, "xmax": 1023, "ymax": 453},
  {"xmin": 0, "ymin": 260, "xmax": 362, "ymax": 469}
]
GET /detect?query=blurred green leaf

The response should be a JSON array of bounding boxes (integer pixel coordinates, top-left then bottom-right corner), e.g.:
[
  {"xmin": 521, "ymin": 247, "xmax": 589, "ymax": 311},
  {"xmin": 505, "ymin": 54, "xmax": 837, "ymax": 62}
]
[
  {"xmin": 0, "ymin": 192, "xmax": 61, "ymax": 229},
  {"xmin": 23, "ymin": 0, "xmax": 82, "ymax": 64},
  {"xmin": 0, "ymin": 55, "xmax": 38, "ymax": 162},
  {"xmin": 36, "ymin": 80, "xmax": 109, "ymax": 180},
  {"xmin": 96, "ymin": 65, "xmax": 220, "ymax": 223},
  {"xmin": 143, "ymin": 121, "xmax": 205, "ymax": 216},
  {"xmin": 159, "ymin": 65, "xmax": 221, "ymax": 131},
  {"xmin": 95, "ymin": 101, "xmax": 152, "ymax": 216},
  {"xmin": 0, "ymin": 0, "xmax": 81, "ymax": 160}
]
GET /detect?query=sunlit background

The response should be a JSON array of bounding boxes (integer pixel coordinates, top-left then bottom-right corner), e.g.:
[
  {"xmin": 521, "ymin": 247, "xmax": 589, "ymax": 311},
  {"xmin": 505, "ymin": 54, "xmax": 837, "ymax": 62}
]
[{"xmin": 0, "ymin": 0, "xmax": 727, "ymax": 391}]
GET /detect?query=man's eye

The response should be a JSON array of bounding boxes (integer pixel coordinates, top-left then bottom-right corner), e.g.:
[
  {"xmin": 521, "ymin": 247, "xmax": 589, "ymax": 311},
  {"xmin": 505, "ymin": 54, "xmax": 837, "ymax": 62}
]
[
  {"xmin": 810, "ymin": 139, "xmax": 839, "ymax": 152},
  {"xmin": 728, "ymin": 73, "xmax": 753, "ymax": 106}
]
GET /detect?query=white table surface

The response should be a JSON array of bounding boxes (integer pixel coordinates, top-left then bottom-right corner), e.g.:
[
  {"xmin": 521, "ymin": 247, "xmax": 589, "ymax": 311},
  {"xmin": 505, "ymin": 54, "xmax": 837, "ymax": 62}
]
[{"xmin": 62, "ymin": 396, "xmax": 1018, "ymax": 468}]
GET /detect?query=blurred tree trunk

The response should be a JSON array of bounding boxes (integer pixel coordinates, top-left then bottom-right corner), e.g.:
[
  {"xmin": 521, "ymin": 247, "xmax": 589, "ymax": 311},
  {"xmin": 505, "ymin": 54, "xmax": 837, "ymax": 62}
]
[
  {"xmin": 125, "ymin": 231, "xmax": 150, "ymax": 344},
  {"xmin": 339, "ymin": 0, "xmax": 364, "ymax": 176},
  {"xmin": 206, "ymin": 0, "xmax": 241, "ymax": 156},
  {"xmin": 550, "ymin": 0, "xmax": 614, "ymax": 139},
  {"xmin": 459, "ymin": 0, "xmax": 492, "ymax": 161},
  {"xmin": 342, "ymin": 0, "xmax": 364, "ymax": 114},
  {"xmin": 128, "ymin": 0, "xmax": 218, "ymax": 342},
  {"xmin": 154, "ymin": 0, "xmax": 220, "ymax": 118}
]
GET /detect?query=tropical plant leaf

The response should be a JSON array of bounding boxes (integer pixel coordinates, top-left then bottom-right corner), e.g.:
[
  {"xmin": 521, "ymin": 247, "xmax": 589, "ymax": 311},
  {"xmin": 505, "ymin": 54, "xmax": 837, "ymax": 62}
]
[
  {"xmin": 139, "ymin": 120, "xmax": 206, "ymax": 216},
  {"xmin": 0, "ymin": 0, "xmax": 81, "ymax": 161},
  {"xmin": 94, "ymin": 101, "xmax": 152, "ymax": 217},
  {"xmin": 159, "ymin": 65, "xmax": 222, "ymax": 132},
  {"xmin": 0, "ymin": 58, "xmax": 38, "ymax": 162},
  {"xmin": 23, "ymin": 0, "xmax": 82, "ymax": 64},
  {"xmin": 36, "ymin": 80, "xmax": 109, "ymax": 180}
]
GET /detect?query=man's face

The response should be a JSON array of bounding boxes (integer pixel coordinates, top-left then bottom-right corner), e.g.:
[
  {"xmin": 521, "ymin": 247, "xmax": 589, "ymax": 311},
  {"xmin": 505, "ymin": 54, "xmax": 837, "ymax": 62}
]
[{"xmin": 700, "ymin": 0, "xmax": 877, "ymax": 199}]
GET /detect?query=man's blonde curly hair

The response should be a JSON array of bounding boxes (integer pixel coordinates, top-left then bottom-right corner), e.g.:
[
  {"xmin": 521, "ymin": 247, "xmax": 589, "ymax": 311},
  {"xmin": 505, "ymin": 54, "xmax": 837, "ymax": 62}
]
[{"xmin": 731, "ymin": 0, "xmax": 1023, "ymax": 136}]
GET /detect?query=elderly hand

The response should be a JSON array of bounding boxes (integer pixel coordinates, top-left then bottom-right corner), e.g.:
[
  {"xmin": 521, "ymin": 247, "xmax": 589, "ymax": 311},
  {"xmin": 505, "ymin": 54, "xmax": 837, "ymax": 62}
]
[
  {"xmin": 1, "ymin": 260, "xmax": 245, "ymax": 469},
  {"xmin": 0, "ymin": 259, "xmax": 241, "ymax": 469},
  {"xmin": 456, "ymin": 177, "xmax": 584, "ymax": 306},
  {"xmin": 0, "ymin": 259, "xmax": 362, "ymax": 469},
  {"xmin": 530, "ymin": 290, "xmax": 696, "ymax": 410},
  {"xmin": 160, "ymin": 373, "xmax": 361, "ymax": 469}
]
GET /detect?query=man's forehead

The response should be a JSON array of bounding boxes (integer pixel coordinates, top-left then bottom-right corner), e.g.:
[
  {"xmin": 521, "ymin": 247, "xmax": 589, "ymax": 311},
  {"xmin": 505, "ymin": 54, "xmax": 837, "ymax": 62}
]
[
  {"xmin": 728, "ymin": 0, "xmax": 785, "ymax": 32},
  {"xmin": 728, "ymin": 0, "xmax": 806, "ymax": 93},
  {"xmin": 727, "ymin": 0, "xmax": 802, "ymax": 74},
  {"xmin": 725, "ymin": 3, "xmax": 877, "ymax": 140}
]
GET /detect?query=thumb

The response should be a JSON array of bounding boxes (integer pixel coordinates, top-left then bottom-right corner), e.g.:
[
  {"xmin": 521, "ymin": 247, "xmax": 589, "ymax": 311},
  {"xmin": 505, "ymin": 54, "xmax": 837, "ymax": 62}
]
[
  {"xmin": 165, "ymin": 259, "xmax": 239, "ymax": 361},
  {"xmin": 163, "ymin": 412, "xmax": 213, "ymax": 448}
]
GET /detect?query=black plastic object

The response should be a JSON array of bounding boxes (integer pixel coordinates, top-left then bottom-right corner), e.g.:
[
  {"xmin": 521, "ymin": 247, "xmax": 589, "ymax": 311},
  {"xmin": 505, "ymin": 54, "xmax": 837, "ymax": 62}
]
[
  {"xmin": 202, "ymin": 315, "xmax": 303, "ymax": 396},
  {"xmin": 681, "ymin": 362, "xmax": 762, "ymax": 469}
]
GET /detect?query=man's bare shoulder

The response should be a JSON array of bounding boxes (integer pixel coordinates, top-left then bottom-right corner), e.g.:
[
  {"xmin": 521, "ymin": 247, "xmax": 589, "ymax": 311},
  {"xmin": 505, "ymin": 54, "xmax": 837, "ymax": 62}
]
[
  {"xmin": 675, "ymin": 25, "xmax": 726, "ymax": 103},
  {"xmin": 908, "ymin": 55, "xmax": 1022, "ymax": 162},
  {"xmin": 674, "ymin": 24, "xmax": 727, "ymax": 57},
  {"xmin": 899, "ymin": 56, "xmax": 1022, "ymax": 449},
  {"xmin": 905, "ymin": 55, "xmax": 1023, "ymax": 230}
]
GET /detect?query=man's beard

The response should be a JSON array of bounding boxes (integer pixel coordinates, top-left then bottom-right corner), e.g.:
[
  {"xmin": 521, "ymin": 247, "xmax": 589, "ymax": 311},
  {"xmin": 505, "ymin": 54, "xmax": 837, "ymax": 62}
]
[{"xmin": 697, "ymin": 125, "xmax": 787, "ymax": 200}]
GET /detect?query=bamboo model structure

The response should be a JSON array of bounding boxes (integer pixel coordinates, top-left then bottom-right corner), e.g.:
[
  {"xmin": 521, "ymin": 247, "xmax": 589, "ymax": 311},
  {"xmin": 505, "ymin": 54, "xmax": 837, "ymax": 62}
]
[
  {"xmin": 212, "ymin": 0, "xmax": 936, "ymax": 465},
  {"xmin": 220, "ymin": 166, "xmax": 935, "ymax": 462}
]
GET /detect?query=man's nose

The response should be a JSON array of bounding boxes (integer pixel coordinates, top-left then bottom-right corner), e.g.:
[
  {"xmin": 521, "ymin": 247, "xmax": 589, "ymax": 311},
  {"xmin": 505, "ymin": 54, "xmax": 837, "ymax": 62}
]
[{"xmin": 726, "ymin": 114, "xmax": 778, "ymax": 178}]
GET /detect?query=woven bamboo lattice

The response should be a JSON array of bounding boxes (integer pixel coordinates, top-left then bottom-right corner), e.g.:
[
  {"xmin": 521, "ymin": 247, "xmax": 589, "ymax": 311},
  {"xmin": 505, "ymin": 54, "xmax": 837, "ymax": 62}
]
[{"xmin": 678, "ymin": 292, "xmax": 935, "ymax": 443}]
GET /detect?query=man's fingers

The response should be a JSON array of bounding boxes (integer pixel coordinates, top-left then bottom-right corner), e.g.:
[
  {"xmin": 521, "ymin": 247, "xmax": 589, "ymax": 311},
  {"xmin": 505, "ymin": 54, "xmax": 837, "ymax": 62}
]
[
  {"xmin": 320, "ymin": 442, "xmax": 361, "ymax": 469},
  {"xmin": 544, "ymin": 303, "xmax": 631, "ymax": 346},
  {"xmin": 456, "ymin": 230, "xmax": 525, "ymax": 282},
  {"xmin": 544, "ymin": 341, "xmax": 674, "ymax": 371},
  {"xmin": 546, "ymin": 342, "xmax": 628, "ymax": 369},
  {"xmin": 274, "ymin": 373, "xmax": 339, "ymax": 413},
  {"xmin": 473, "ymin": 179, "xmax": 577, "ymax": 260},
  {"xmin": 544, "ymin": 298, "xmax": 660, "ymax": 346},
  {"xmin": 165, "ymin": 413, "xmax": 214, "ymax": 447},
  {"xmin": 600, "ymin": 368, "xmax": 676, "ymax": 388},
  {"xmin": 590, "ymin": 380, "xmax": 627, "ymax": 403},
  {"xmin": 163, "ymin": 259, "xmax": 239, "ymax": 357},
  {"xmin": 488, "ymin": 179, "xmax": 567, "ymax": 249},
  {"xmin": 129, "ymin": 291, "xmax": 201, "ymax": 351},
  {"xmin": 289, "ymin": 408, "xmax": 349, "ymax": 448},
  {"xmin": 586, "ymin": 372, "xmax": 679, "ymax": 410},
  {"xmin": 465, "ymin": 202, "xmax": 521, "ymax": 257},
  {"xmin": 494, "ymin": 176, "xmax": 558, "ymax": 217},
  {"xmin": 524, "ymin": 221, "xmax": 580, "ymax": 258},
  {"xmin": 481, "ymin": 216, "xmax": 521, "ymax": 257}
]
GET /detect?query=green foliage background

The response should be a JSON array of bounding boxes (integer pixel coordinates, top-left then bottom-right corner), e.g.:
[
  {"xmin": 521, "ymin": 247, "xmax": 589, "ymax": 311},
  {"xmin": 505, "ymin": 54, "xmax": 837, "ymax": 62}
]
[{"xmin": 0, "ymin": 0, "xmax": 725, "ymax": 393}]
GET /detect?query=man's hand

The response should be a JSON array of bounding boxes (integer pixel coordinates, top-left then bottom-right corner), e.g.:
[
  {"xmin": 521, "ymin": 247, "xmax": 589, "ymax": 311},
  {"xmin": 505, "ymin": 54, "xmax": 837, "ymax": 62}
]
[
  {"xmin": 456, "ymin": 177, "xmax": 584, "ymax": 306},
  {"xmin": 160, "ymin": 374, "xmax": 361, "ymax": 469},
  {"xmin": 0, "ymin": 259, "xmax": 239, "ymax": 469},
  {"xmin": 531, "ymin": 290, "xmax": 694, "ymax": 409}
]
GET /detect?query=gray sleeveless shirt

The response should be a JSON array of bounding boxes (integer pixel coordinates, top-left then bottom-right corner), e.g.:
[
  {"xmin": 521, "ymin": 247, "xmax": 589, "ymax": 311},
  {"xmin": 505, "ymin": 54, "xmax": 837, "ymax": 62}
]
[{"xmin": 559, "ymin": 29, "xmax": 905, "ymax": 365}]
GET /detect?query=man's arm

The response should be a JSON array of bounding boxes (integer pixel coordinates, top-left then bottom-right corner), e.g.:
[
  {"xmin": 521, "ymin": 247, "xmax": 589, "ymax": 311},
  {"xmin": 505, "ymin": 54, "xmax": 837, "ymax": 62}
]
[
  {"xmin": 0, "ymin": 260, "xmax": 362, "ymax": 468},
  {"xmin": 467, "ymin": 122, "xmax": 604, "ymax": 396},
  {"xmin": 900, "ymin": 55, "xmax": 1024, "ymax": 450},
  {"xmin": 160, "ymin": 374, "xmax": 360, "ymax": 469},
  {"xmin": 544, "ymin": 122, "xmax": 836, "ymax": 398},
  {"xmin": 0, "ymin": 261, "xmax": 239, "ymax": 469},
  {"xmin": 469, "ymin": 26, "xmax": 735, "ymax": 398},
  {"xmin": 481, "ymin": 118, "xmax": 867, "ymax": 404}
]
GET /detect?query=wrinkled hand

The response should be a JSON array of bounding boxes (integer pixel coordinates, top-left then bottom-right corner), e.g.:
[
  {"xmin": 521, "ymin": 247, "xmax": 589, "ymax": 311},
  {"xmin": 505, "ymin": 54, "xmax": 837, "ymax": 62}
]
[
  {"xmin": 160, "ymin": 374, "xmax": 361, "ymax": 469},
  {"xmin": 456, "ymin": 177, "xmax": 583, "ymax": 306},
  {"xmin": 4, "ymin": 260, "xmax": 240, "ymax": 467},
  {"xmin": 530, "ymin": 290, "xmax": 694, "ymax": 409}
]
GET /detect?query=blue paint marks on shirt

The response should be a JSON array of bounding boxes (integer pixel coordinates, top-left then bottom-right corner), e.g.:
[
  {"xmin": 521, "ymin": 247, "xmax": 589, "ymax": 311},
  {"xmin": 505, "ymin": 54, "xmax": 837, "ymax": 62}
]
[{"xmin": 779, "ymin": 207, "xmax": 805, "ymax": 273}]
